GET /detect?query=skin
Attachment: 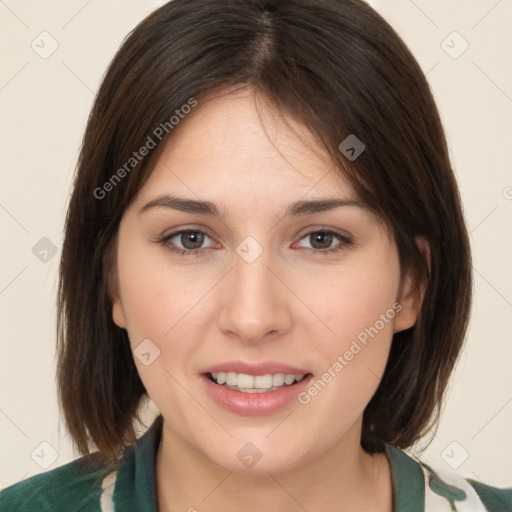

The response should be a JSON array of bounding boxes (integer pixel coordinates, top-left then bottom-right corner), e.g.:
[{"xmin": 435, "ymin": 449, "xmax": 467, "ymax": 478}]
[{"xmin": 110, "ymin": 89, "xmax": 422, "ymax": 512}]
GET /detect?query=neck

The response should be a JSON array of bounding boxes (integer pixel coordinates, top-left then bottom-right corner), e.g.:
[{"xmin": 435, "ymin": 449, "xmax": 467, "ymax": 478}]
[{"xmin": 155, "ymin": 419, "xmax": 393, "ymax": 512}]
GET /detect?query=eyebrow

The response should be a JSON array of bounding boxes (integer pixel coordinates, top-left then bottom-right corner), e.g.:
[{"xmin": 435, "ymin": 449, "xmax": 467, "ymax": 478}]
[{"xmin": 138, "ymin": 193, "xmax": 364, "ymax": 218}]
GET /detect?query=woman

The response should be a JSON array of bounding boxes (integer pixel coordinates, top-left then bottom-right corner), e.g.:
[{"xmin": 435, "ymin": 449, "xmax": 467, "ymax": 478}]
[{"xmin": 1, "ymin": 0, "xmax": 510, "ymax": 510}]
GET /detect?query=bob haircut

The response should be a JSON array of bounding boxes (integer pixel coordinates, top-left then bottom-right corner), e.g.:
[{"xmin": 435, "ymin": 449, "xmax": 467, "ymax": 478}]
[{"xmin": 56, "ymin": 0, "xmax": 472, "ymax": 467}]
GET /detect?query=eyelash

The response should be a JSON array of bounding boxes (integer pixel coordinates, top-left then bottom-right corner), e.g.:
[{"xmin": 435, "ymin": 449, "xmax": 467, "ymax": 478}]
[{"xmin": 154, "ymin": 228, "xmax": 353, "ymax": 258}]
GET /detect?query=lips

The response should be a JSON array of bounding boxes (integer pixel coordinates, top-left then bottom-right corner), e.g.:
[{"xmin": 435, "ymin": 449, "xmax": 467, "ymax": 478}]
[{"xmin": 199, "ymin": 360, "xmax": 313, "ymax": 415}]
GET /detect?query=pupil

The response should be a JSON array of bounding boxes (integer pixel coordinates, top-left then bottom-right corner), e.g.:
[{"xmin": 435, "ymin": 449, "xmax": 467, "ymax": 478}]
[
  {"xmin": 312, "ymin": 232, "xmax": 332, "ymax": 249},
  {"xmin": 182, "ymin": 231, "xmax": 204, "ymax": 249}
]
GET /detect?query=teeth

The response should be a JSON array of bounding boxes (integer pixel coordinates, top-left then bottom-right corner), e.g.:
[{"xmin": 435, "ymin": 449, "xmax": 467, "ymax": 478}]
[
  {"xmin": 238, "ymin": 373, "xmax": 255, "ymax": 388},
  {"xmin": 272, "ymin": 373, "xmax": 285, "ymax": 386},
  {"xmin": 254, "ymin": 374, "xmax": 273, "ymax": 388},
  {"xmin": 209, "ymin": 371, "xmax": 306, "ymax": 391},
  {"xmin": 284, "ymin": 374, "xmax": 295, "ymax": 385},
  {"xmin": 226, "ymin": 372, "xmax": 237, "ymax": 385}
]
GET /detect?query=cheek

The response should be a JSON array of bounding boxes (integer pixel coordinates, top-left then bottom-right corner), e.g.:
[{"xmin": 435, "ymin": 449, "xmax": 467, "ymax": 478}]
[
  {"xmin": 115, "ymin": 244, "xmax": 208, "ymax": 412},
  {"xmin": 292, "ymin": 248, "xmax": 400, "ymax": 409},
  {"xmin": 117, "ymin": 239, "xmax": 203, "ymax": 338},
  {"xmin": 295, "ymin": 250, "xmax": 401, "ymax": 346},
  {"xmin": 115, "ymin": 242, "xmax": 209, "ymax": 389}
]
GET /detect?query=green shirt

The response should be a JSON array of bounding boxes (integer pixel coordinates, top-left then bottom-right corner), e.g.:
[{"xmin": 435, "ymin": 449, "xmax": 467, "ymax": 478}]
[{"xmin": 1, "ymin": 414, "xmax": 511, "ymax": 511}]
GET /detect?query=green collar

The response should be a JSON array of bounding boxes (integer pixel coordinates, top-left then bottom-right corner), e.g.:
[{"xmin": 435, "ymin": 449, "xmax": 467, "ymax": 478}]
[
  {"xmin": 385, "ymin": 443, "xmax": 425, "ymax": 511},
  {"xmin": 112, "ymin": 414, "xmax": 163, "ymax": 511}
]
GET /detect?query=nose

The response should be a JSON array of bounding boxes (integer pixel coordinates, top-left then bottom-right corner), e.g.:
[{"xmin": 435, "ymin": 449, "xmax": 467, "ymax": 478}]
[{"xmin": 217, "ymin": 244, "xmax": 292, "ymax": 344}]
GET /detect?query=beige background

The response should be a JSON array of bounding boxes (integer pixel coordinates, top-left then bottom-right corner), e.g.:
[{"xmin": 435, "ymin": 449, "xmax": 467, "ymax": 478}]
[{"xmin": 1, "ymin": 0, "xmax": 511, "ymax": 491}]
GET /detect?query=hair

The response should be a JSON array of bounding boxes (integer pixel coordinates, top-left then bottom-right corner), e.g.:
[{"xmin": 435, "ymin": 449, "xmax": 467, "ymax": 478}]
[{"xmin": 56, "ymin": 0, "xmax": 472, "ymax": 468}]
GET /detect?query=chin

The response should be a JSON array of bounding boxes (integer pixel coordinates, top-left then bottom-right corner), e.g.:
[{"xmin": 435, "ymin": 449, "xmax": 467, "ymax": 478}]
[{"xmin": 202, "ymin": 438, "xmax": 310, "ymax": 475}]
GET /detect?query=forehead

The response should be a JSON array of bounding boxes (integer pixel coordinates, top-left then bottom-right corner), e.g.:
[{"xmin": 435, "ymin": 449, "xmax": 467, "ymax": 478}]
[{"xmin": 136, "ymin": 89, "xmax": 357, "ymax": 204}]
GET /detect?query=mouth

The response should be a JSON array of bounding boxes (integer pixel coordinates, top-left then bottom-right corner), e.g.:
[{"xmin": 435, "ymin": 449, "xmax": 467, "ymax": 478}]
[
  {"xmin": 200, "ymin": 360, "xmax": 313, "ymax": 416},
  {"xmin": 206, "ymin": 371, "xmax": 311, "ymax": 393},
  {"xmin": 200, "ymin": 361, "xmax": 314, "ymax": 415}
]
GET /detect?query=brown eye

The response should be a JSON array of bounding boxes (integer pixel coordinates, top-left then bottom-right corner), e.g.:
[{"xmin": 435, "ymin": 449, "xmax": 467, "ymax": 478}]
[
  {"xmin": 309, "ymin": 232, "xmax": 334, "ymax": 250},
  {"xmin": 178, "ymin": 231, "xmax": 206, "ymax": 250},
  {"xmin": 296, "ymin": 229, "xmax": 353, "ymax": 255},
  {"xmin": 157, "ymin": 229, "xmax": 217, "ymax": 256}
]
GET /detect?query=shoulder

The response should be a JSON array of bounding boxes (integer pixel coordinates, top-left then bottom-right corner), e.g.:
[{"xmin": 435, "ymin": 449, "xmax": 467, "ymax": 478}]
[
  {"xmin": 386, "ymin": 444, "xmax": 512, "ymax": 511},
  {"xmin": 0, "ymin": 453, "xmax": 116, "ymax": 512},
  {"xmin": 0, "ymin": 415, "xmax": 163, "ymax": 512}
]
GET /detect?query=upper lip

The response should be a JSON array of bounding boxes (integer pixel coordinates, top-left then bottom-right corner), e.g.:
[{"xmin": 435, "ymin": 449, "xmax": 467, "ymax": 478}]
[{"xmin": 201, "ymin": 360, "xmax": 311, "ymax": 376}]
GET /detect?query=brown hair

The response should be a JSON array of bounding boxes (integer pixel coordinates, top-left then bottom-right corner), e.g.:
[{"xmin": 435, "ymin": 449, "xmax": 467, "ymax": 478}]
[{"xmin": 56, "ymin": 0, "xmax": 472, "ymax": 466}]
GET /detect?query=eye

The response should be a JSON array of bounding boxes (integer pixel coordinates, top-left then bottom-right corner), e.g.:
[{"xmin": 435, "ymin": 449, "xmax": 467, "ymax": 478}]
[
  {"xmin": 156, "ymin": 229, "xmax": 217, "ymax": 256},
  {"xmin": 296, "ymin": 229, "xmax": 353, "ymax": 255}
]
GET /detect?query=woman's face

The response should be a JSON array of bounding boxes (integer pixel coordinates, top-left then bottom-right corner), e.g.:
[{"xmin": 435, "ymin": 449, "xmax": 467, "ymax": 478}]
[{"xmin": 111, "ymin": 89, "xmax": 419, "ymax": 473}]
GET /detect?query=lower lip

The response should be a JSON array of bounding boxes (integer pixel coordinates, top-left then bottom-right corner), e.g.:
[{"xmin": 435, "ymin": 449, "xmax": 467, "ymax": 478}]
[{"xmin": 200, "ymin": 373, "xmax": 313, "ymax": 415}]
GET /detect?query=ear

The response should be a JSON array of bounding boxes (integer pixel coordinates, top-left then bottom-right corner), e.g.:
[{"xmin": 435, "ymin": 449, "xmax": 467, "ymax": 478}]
[
  {"xmin": 103, "ymin": 232, "xmax": 127, "ymax": 329},
  {"xmin": 112, "ymin": 293, "xmax": 127, "ymax": 330},
  {"xmin": 108, "ymin": 267, "xmax": 127, "ymax": 330},
  {"xmin": 394, "ymin": 236, "xmax": 430, "ymax": 333}
]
